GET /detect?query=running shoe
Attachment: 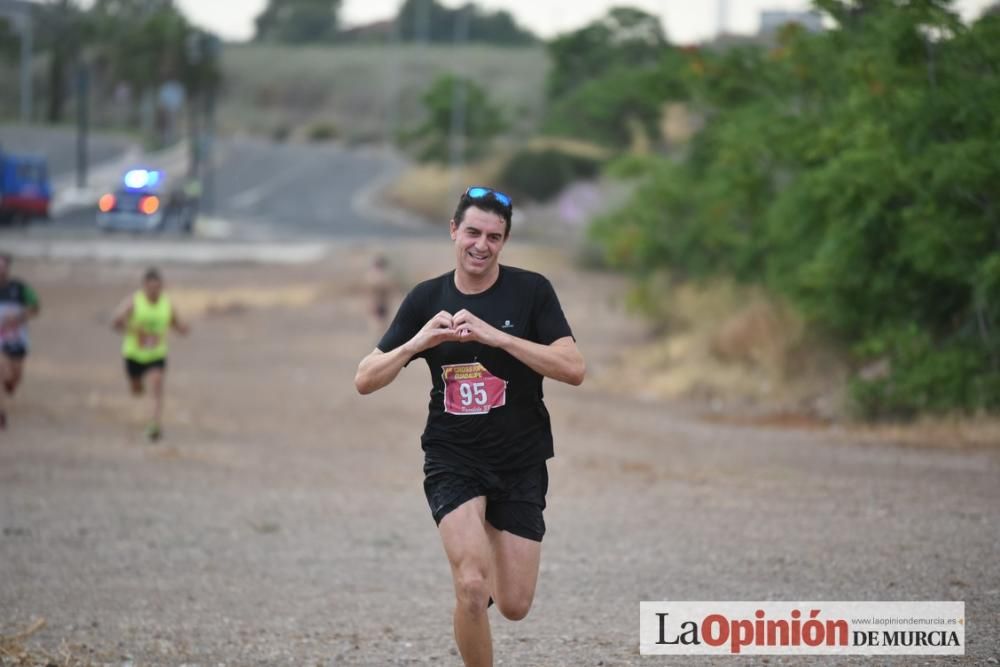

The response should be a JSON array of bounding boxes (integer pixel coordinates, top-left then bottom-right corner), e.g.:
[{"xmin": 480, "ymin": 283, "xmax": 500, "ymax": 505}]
[{"xmin": 146, "ymin": 423, "xmax": 161, "ymax": 442}]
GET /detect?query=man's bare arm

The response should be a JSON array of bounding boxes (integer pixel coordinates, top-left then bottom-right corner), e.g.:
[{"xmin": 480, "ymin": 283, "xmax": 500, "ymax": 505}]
[
  {"xmin": 111, "ymin": 298, "xmax": 133, "ymax": 333},
  {"xmin": 171, "ymin": 308, "xmax": 190, "ymax": 335},
  {"xmin": 354, "ymin": 310, "xmax": 458, "ymax": 395},
  {"xmin": 498, "ymin": 335, "xmax": 585, "ymax": 386},
  {"xmin": 354, "ymin": 345, "xmax": 417, "ymax": 395},
  {"xmin": 451, "ymin": 309, "xmax": 585, "ymax": 386}
]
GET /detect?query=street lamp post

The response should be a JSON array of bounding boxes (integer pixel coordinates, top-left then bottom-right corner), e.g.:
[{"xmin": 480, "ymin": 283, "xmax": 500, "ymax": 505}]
[
  {"xmin": 76, "ymin": 62, "xmax": 89, "ymax": 188},
  {"xmin": 0, "ymin": 1, "xmax": 35, "ymax": 123},
  {"xmin": 17, "ymin": 11, "xmax": 32, "ymax": 123}
]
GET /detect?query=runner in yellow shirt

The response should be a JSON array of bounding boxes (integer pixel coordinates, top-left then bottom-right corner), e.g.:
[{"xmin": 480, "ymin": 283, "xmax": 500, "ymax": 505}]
[{"xmin": 111, "ymin": 268, "xmax": 189, "ymax": 441}]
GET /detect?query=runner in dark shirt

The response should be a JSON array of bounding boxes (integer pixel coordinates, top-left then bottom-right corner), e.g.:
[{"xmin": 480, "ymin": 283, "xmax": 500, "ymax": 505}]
[
  {"xmin": 0, "ymin": 253, "xmax": 41, "ymax": 429},
  {"xmin": 355, "ymin": 187, "xmax": 585, "ymax": 667}
]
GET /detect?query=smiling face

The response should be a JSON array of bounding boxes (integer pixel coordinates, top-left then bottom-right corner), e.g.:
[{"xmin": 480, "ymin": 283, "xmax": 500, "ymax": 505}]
[
  {"xmin": 450, "ymin": 205, "xmax": 508, "ymax": 284},
  {"xmin": 143, "ymin": 276, "xmax": 163, "ymax": 302}
]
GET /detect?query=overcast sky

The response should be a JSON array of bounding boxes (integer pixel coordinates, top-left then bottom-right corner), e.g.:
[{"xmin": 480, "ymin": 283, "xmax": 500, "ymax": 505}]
[{"xmin": 174, "ymin": 0, "xmax": 996, "ymax": 43}]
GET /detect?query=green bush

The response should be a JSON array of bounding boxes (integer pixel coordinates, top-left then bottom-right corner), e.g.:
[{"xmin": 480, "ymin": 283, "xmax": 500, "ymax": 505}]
[
  {"xmin": 591, "ymin": 4, "xmax": 1000, "ymax": 418},
  {"xmin": 497, "ymin": 148, "xmax": 601, "ymax": 202},
  {"xmin": 307, "ymin": 121, "xmax": 338, "ymax": 142},
  {"xmin": 399, "ymin": 75, "xmax": 507, "ymax": 163},
  {"xmin": 604, "ymin": 153, "xmax": 660, "ymax": 180},
  {"xmin": 850, "ymin": 326, "xmax": 1000, "ymax": 419},
  {"xmin": 271, "ymin": 124, "xmax": 291, "ymax": 142}
]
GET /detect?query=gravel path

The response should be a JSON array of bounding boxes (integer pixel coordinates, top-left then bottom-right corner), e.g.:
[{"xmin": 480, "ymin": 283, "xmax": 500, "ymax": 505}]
[{"xmin": 1, "ymin": 241, "xmax": 997, "ymax": 666}]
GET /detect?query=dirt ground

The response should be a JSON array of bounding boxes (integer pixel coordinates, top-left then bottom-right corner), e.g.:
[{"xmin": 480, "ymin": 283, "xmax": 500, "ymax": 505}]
[{"xmin": 1, "ymin": 240, "xmax": 998, "ymax": 666}]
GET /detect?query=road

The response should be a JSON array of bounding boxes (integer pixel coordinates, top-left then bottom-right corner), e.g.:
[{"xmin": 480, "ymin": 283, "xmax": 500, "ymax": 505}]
[
  {"xmin": 0, "ymin": 125, "xmax": 133, "ymax": 179},
  {"xmin": 208, "ymin": 139, "xmax": 431, "ymax": 240},
  {"xmin": 3, "ymin": 134, "xmax": 435, "ymax": 241}
]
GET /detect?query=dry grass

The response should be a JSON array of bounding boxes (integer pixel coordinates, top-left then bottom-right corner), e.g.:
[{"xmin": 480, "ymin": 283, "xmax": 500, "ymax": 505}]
[
  {"xmin": 0, "ymin": 618, "xmax": 46, "ymax": 664},
  {"xmin": 847, "ymin": 415, "xmax": 1000, "ymax": 450},
  {"xmin": 168, "ymin": 284, "xmax": 324, "ymax": 317},
  {"xmin": 699, "ymin": 412, "xmax": 1000, "ymax": 451},
  {"xmin": 599, "ymin": 277, "xmax": 850, "ymax": 418},
  {"xmin": 598, "ymin": 278, "xmax": 999, "ymax": 447},
  {"xmin": 218, "ymin": 44, "xmax": 549, "ymax": 142},
  {"xmin": 382, "ymin": 155, "xmax": 510, "ymax": 222},
  {"xmin": 380, "ymin": 136, "xmax": 613, "ymax": 227},
  {"xmin": 523, "ymin": 136, "xmax": 612, "ymax": 160},
  {"xmin": 0, "ymin": 618, "xmax": 99, "ymax": 667}
]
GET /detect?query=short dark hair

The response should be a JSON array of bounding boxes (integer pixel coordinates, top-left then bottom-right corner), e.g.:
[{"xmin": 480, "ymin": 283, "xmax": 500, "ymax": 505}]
[
  {"xmin": 452, "ymin": 191, "xmax": 512, "ymax": 238},
  {"xmin": 143, "ymin": 267, "xmax": 162, "ymax": 282}
]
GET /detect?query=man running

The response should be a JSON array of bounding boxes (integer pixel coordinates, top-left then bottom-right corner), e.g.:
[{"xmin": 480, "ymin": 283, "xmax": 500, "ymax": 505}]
[
  {"xmin": 0, "ymin": 253, "xmax": 41, "ymax": 429},
  {"xmin": 354, "ymin": 186, "xmax": 585, "ymax": 667},
  {"xmin": 112, "ymin": 267, "xmax": 189, "ymax": 441}
]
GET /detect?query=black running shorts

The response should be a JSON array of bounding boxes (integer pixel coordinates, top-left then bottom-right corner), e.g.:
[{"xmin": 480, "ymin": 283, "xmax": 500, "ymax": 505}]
[
  {"xmin": 1, "ymin": 341, "xmax": 27, "ymax": 359},
  {"xmin": 423, "ymin": 459, "xmax": 548, "ymax": 542},
  {"xmin": 124, "ymin": 357, "xmax": 167, "ymax": 379}
]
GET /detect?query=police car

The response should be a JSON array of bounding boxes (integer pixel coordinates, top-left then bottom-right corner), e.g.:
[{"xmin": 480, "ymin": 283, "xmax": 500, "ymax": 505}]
[{"xmin": 96, "ymin": 169, "xmax": 195, "ymax": 233}]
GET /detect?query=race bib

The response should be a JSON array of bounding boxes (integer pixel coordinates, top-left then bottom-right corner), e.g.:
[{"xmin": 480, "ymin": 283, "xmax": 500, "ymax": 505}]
[
  {"xmin": 0, "ymin": 304, "xmax": 21, "ymax": 341},
  {"xmin": 138, "ymin": 331, "xmax": 162, "ymax": 349},
  {"xmin": 442, "ymin": 362, "xmax": 507, "ymax": 416}
]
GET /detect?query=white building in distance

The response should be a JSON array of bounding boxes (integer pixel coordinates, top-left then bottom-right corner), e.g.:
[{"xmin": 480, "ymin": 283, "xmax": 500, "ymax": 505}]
[{"xmin": 759, "ymin": 10, "xmax": 825, "ymax": 34}]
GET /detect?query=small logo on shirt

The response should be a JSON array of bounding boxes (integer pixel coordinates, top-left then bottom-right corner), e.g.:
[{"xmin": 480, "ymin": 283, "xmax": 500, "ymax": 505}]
[{"xmin": 502, "ymin": 320, "xmax": 514, "ymax": 329}]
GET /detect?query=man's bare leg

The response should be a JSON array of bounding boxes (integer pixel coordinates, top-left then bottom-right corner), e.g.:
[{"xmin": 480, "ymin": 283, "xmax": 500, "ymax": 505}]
[
  {"xmin": 146, "ymin": 368, "xmax": 165, "ymax": 439},
  {"xmin": 3, "ymin": 358, "xmax": 23, "ymax": 394},
  {"xmin": 486, "ymin": 522, "xmax": 542, "ymax": 621},
  {"xmin": 147, "ymin": 368, "xmax": 164, "ymax": 425},
  {"xmin": 439, "ymin": 497, "xmax": 494, "ymax": 667},
  {"xmin": 0, "ymin": 356, "xmax": 10, "ymax": 426}
]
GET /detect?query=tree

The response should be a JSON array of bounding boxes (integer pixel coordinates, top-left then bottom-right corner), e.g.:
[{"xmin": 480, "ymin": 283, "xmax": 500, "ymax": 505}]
[
  {"xmin": 546, "ymin": 7, "xmax": 668, "ymax": 99},
  {"xmin": 0, "ymin": 18, "xmax": 19, "ymax": 63},
  {"xmin": 254, "ymin": 0, "xmax": 341, "ymax": 44},
  {"xmin": 465, "ymin": 7, "xmax": 535, "ymax": 45},
  {"xmin": 4, "ymin": 0, "xmax": 220, "ymax": 127},
  {"xmin": 591, "ymin": 1, "xmax": 1000, "ymax": 416},
  {"xmin": 395, "ymin": 0, "xmax": 535, "ymax": 45},
  {"xmin": 32, "ymin": 0, "xmax": 90, "ymax": 123},
  {"xmin": 400, "ymin": 74, "xmax": 507, "ymax": 163},
  {"xmin": 543, "ymin": 48, "xmax": 690, "ymax": 148},
  {"xmin": 83, "ymin": 0, "xmax": 221, "ymax": 137},
  {"xmin": 91, "ymin": 0, "xmax": 207, "ymax": 92}
]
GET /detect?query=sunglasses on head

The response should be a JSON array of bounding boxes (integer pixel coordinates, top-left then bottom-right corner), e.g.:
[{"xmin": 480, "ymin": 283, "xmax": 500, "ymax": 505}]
[{"xmin": 465, "ymin": 186, "xmax": 512, "ymax": 210}]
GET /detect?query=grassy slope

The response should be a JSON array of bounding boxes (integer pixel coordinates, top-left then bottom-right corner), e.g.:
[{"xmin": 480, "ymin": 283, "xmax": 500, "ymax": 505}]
[{"xmin": 218, "ymin": 43, "xmax": 549, "ymax": 143}]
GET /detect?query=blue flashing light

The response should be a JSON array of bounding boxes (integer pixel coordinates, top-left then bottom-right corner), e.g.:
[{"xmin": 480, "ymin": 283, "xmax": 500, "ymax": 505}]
[
  {"xmin": 123, "ymin": 169, "xmax": 148, "ymax": 188},
  {"xmin": 123, "ymin": 169, "xmax": 163, "ymax": 190}
]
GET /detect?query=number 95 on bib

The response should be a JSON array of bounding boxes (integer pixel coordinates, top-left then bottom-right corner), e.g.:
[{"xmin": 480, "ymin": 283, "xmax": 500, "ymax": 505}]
[{"xmin": 442, "ymin": 362, "xmax": 508, "ymax": 416}]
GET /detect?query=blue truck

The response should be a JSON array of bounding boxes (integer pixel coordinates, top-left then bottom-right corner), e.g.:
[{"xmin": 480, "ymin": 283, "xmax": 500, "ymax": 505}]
[{"xmin": 0, "ymin": 149, "xmax": 51, "ymax": 224}]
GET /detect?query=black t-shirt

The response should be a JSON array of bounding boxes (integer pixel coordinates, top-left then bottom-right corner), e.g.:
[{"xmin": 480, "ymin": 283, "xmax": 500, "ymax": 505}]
[
  {"xmin": 377, "ymin": 265, "xmax": 574, "ymax": 471},
  {"xmin": 0, "ymin": 279, "xmax": 39, "ymax": 308},
  {"xmin": 0, "ymin": 279, "xmax": 38, "ymax": 346}
]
